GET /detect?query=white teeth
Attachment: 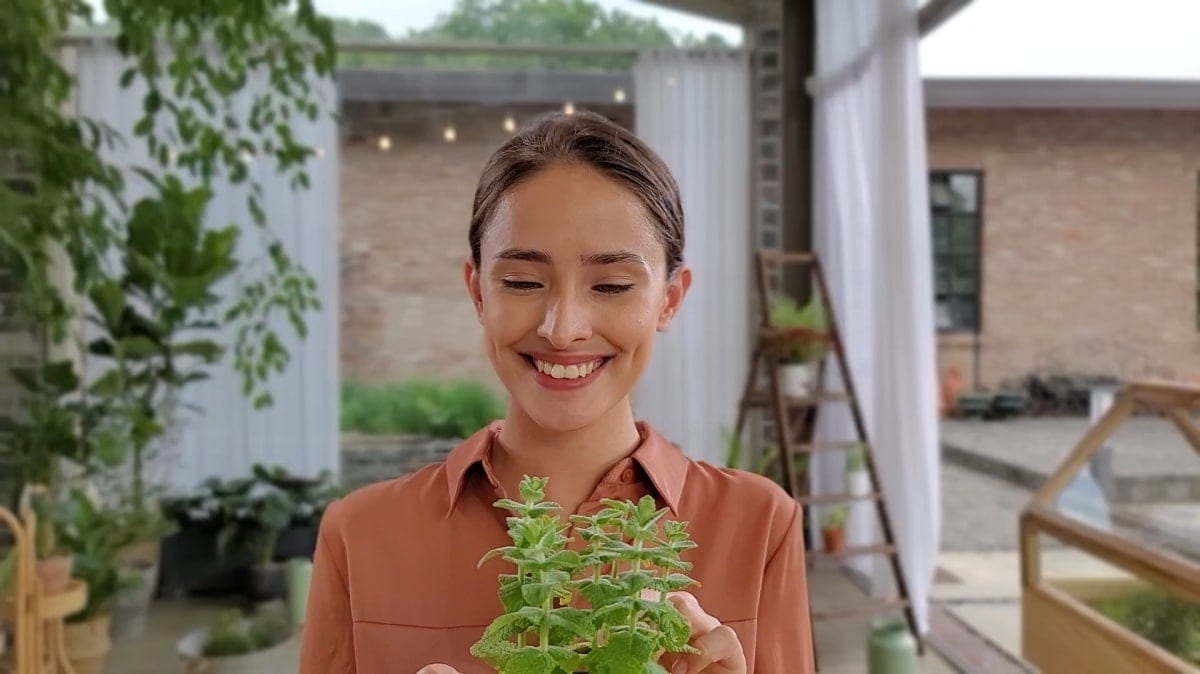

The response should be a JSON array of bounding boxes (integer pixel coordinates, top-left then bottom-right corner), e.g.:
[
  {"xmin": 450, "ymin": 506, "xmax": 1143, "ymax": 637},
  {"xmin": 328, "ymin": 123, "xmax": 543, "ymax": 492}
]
[{"xmin": 533, "ymin": 358, "xmax": 604, "ymax": 380}]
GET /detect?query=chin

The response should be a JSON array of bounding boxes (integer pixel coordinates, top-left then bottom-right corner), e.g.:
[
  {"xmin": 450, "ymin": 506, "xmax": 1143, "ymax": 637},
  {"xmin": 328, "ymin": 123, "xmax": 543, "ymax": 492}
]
[{"xmin": 518, "ymin": 396, "xmax": 607, "ymax": 433}]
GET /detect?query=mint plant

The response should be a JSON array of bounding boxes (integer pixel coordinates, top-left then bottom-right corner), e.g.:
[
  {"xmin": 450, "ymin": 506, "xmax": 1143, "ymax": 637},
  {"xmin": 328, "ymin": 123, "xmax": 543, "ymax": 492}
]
[{"xmin": 471, "ymin": 476, "xmax": 700, "ymax": 674}]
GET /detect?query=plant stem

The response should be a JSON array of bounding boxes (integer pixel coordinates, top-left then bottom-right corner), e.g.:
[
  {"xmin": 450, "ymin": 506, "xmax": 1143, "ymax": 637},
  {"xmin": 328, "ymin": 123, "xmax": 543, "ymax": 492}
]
[
  {"xmin": 629, "ymin": 539, "xmax": 643, "ymax": 631},
  {"xmin": 539, "ymin": 569, "xmax": 550, "ymax": 652}
]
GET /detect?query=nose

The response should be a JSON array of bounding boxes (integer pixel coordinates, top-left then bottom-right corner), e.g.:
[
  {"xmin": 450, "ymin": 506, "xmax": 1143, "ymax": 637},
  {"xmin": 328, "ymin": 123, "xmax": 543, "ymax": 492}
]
[{"xmin": 536, "ymin": 289, "xmax": 592, "ymax": 349}]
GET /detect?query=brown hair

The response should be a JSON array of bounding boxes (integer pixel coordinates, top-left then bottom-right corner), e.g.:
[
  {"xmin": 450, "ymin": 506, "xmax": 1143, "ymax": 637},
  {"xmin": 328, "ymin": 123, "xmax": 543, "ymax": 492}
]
[{"xmin": 469, "ymin": 111, "xmax": 684, "ymax": 276}]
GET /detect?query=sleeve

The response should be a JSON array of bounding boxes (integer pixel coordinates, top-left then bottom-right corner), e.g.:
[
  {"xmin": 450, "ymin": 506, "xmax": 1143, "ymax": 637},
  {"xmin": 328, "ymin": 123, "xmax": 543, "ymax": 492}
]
[
  {"xmin": 299, "ymin": 500, "xmax": 357, "ymax": 674},
  {"xmin": 754, "ymin": 499, "xmax": 816, "ymax": 673}
]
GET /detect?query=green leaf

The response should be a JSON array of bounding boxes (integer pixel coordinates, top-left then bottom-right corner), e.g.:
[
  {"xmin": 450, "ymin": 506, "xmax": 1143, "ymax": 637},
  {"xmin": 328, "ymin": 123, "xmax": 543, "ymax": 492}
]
[
  {"xmin": 116, "ymin": 336, "xmax": 161, "ymax": 360},
  {"xmin": 89, "ymin": 281, "xmax": 125, "ymax": 331},
  {"xmin": 587, "ymin": 628, "xmax": 658, "ymax": 674},
  {"xmin": 505, "ymin": 648, "xmax": 560, "ymax": 674}
]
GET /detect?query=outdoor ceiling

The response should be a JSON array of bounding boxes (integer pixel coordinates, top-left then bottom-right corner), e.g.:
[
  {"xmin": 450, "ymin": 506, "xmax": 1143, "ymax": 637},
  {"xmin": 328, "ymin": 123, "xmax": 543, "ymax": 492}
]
[{"xmin": 638, "ymin": 0, "xmax": 748, "ymax": 25}]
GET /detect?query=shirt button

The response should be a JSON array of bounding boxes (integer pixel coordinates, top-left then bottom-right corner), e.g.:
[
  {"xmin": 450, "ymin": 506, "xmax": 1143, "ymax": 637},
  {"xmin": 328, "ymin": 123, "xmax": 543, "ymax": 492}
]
[{"xmin": 619, "ymin": 468, "xmax": 636, "ymax": 484}]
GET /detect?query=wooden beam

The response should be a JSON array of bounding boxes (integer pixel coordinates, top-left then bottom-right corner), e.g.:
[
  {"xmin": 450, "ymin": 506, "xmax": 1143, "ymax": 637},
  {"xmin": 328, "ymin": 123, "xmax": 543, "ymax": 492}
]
[
  {"xmin": 1032, "ymin": 390, "xmax": 1136, "ymax": 508},
  {"xmin": 1026, "ymin": 505, "xmax": 1200, "ymax": 604},
  {"xmin": 637, "ymin": 0, "xmax": 749, "ymax": 25},
  {"xmin": 918, "ymin": 0, "xmax": 974, "ymax": 38}
]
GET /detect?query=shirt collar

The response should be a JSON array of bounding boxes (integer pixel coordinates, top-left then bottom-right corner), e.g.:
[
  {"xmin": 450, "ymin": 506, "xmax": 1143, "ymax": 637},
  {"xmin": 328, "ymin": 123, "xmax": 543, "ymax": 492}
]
[{"xmin": 443, "ymin": 421, "xmax": 688, "ymax": 518}]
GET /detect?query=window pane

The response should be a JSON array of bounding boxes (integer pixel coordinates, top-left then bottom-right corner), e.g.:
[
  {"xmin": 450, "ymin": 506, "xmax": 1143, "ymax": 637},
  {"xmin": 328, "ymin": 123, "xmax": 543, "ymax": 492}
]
[
  {"xmin": 951, "ymin": 255, "xmax": 977, "ymax": 293},
  {"xmin": 948, "ymin": 296, "xmax": 978, "ymax": 331},
  {"xmin": 950, "ymin": 214, "xmax": 977, "ymax": 252},
  {"xmin": 949, "ymin": 173, "xmax": 978, "ymax": 213},
  {"xmin": 933, "ymin": 215, "xmax": 951, "ymax": 253}
]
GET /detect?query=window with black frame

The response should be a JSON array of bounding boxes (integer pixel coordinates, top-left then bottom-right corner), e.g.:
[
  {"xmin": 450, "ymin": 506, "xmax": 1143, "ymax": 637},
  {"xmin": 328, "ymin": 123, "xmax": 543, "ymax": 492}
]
[{"xmin": 930, "ymin": 171, "xmax": 982, "ymax": 332}]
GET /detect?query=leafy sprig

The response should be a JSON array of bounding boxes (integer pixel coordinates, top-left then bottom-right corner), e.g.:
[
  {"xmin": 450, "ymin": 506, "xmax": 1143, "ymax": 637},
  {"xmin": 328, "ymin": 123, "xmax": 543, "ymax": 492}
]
[{"xmin": 472, "ymin": 476, "xmax": 699, "ymax": 674}]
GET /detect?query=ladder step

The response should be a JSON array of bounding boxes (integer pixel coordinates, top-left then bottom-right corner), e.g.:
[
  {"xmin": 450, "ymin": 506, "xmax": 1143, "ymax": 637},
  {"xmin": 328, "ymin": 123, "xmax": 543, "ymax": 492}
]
[
  {"xmin": 810, "ymin": 543, "xmax": 896, "ymax": 562},
  {"xmin": 812, "ymin": 597, "xmax": 909, "ymax": 620},
  {"xmin": 798, "ymin": 491, "xmax": 881, "ymax": 505},
  {"xmin": 741, "ymin": 392, "xmax": 851, "ymax": 408}
]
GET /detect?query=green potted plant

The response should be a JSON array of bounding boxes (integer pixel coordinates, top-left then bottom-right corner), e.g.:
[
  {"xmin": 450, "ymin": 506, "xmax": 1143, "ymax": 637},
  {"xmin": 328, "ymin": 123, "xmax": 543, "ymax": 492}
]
[
  {"xmin": 216, "ymin": 482, "xmax": 296, "ymax": 601},
  {"xmin": 177, "ymin": 608, "xmax": 298, "ymax": 674},
  {"xmin": 767, "ymin": 294, "xmax": 829, "ymax": 397},
  {"xmin": 821, "ymin": 506, "xmax": 848, "ymax": 553},
  {"xmin": 471, "ymin": 476, "xmax": 698, "ymax": 672},
  {"xmin": 52, "ymin": 489, "xmax": 139, "ymax": 674}
]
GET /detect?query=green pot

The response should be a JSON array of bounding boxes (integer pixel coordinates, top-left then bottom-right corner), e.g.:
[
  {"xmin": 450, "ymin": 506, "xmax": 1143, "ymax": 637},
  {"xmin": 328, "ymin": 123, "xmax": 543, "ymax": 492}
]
[{"xmin": 868, "ymin": 619, "xmax": 917, "ymax": 674}]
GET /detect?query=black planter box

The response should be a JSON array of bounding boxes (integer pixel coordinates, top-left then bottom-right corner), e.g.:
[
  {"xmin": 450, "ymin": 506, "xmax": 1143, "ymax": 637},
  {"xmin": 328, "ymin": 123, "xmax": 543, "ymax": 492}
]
[{"xmin": 157, "ymin": 520, "xmax": 319, "ymax": 598}]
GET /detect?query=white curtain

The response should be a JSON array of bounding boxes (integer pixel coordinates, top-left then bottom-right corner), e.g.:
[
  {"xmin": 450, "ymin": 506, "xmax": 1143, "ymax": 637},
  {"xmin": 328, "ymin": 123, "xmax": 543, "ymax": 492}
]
[
  {"xmin": 809, "ymin": 0, "xmax": 940, "ymax": 632},
  {"xmin": 69, "ymin": 42, "xmax": 340, "ymax": 490},
  {"xmin": 632, "ymin": 50, "xmax": 751, "ymax": 466}
]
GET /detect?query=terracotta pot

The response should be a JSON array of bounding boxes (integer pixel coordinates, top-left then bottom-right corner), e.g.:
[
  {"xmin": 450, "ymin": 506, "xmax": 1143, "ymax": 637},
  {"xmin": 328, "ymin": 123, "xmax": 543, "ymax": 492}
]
[
  {"xmin": 36, "ymin": 554, "xmax": 74, "ymax": 594},
  {"xmin": 65, "ymin": 614, "xmax": 112, "ymax": 674},
  {"xmin": 822, "ymin": 526, "xmax": 845, "ymax": 553}
]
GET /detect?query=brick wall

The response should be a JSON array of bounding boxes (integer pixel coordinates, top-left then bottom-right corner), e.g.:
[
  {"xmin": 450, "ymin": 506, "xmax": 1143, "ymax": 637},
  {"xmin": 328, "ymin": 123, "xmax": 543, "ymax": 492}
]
[{"xmin": 928, "ymin": 108, "xmax": 1200, "ymax": 389}]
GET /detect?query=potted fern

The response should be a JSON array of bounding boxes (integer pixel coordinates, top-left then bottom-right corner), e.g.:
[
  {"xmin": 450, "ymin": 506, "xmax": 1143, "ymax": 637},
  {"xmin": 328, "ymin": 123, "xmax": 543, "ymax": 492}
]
[
  {"xmin": 767, "ymin": 294, "xmax": 829, "ymax": 397},
  {"xmin": 471, "ymin": 476, "xmax": 698, "ymax": 673}
]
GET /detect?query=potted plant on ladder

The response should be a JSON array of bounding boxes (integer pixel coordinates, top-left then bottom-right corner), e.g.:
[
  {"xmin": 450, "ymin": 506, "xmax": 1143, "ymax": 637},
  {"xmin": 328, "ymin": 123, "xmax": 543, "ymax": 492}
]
[{"xmin": 768, "ymin": 294, "xmax": 829, "ymax": 397}]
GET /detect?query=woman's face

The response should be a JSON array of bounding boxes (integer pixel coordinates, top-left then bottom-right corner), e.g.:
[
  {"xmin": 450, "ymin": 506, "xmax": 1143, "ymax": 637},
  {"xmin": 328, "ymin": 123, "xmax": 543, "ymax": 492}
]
[{"xmin": 465, "ymin": 162, "xmax": 691, "ymax": 433}]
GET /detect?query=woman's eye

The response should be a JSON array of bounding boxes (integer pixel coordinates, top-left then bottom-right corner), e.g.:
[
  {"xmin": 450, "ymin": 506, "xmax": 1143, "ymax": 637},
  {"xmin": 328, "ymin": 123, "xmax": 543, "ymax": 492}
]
[
  {"xmin": 594, "ymin": 284, "xmax": 634, "ymax": 295},
  {"xmin": 502, "ymin": 280, "xmax": 542, "ymax": 291}
]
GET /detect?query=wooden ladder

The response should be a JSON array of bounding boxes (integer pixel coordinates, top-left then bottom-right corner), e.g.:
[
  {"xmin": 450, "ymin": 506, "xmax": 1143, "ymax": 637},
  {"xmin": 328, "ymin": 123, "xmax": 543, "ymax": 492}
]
[{"xmin": 733, "ymin": 249, "xmax": 922, "ymax": 662}]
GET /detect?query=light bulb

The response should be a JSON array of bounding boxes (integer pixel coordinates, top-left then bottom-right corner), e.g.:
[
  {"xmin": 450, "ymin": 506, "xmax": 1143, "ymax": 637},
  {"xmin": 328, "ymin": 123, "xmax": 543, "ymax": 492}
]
[
  {"xmin": 443, "ymin": 126, "xmax": 457, "ymax": 142},
  {"xmin": 503, "ymin": 115, "xmax": 517, "ymax": 133},
  {"xmin": 378, "ymin": 135, "xmax": 392, "ymax": 151},
  {"xmin": 563, "ymin": 101, "xmax": 576, "ymax": 115},
  {"xmin": 613, "ymin": 88, "xmax": 626, "ymax": 103}
]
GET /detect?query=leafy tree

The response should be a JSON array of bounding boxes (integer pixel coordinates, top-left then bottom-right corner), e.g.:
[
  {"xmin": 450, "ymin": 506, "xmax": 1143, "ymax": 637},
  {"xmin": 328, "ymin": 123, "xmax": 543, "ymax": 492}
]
[{"xmin": 338, "ymin": 0, "xmax": 730, "ymax": 71}]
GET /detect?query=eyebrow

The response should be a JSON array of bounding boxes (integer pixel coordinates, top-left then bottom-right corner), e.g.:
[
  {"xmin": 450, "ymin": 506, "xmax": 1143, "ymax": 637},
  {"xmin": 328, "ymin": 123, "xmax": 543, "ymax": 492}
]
[{"xmin": 494, "ymin": 249, "xmax": 646, "ymax": 266}]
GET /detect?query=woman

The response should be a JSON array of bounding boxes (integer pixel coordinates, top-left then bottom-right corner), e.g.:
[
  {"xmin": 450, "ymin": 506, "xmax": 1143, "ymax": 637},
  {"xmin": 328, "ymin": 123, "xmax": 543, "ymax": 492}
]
[{"xmin": 300, "ymin": 111, "xmax": 815, "ymax": 673}]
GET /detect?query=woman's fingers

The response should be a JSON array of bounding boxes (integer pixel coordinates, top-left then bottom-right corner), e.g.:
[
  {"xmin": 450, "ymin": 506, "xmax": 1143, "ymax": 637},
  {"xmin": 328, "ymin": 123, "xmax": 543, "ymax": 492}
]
[
  {"xmin": 415, "ymin": 665, "xmax": 462, "ymax": 674},
  {"xmin": 666, "ymin": 591, "xmax": 722, "ymax": 634},
  {"xmin": 667, "ymin": 625, "xmax": 745, "ymax": 673},
  {"xmin": 661, "ymin": 592, "xmax": 747, "ymax": 674}
]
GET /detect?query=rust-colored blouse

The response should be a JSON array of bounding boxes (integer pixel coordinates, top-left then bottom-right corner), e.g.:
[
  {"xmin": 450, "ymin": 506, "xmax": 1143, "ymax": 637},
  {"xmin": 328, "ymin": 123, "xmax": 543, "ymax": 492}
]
[{"xmin": 300, "ymin": 422, "xmax": 815, "ymax": 673}]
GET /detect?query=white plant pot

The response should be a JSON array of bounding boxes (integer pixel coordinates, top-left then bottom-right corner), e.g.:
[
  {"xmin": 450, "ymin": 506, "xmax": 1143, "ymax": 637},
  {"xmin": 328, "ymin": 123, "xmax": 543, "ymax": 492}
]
[
  {"xmin": 779, "ymin": 362, "xmax": 818, "ymax": 397},
  {"xmin": 177, "ymin": 628, "xmax": 300, "ymax": 674}
]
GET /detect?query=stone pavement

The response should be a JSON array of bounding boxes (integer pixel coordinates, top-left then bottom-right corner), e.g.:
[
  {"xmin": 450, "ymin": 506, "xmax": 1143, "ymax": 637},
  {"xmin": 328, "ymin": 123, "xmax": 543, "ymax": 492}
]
[
  {"xmin": 942, "ymin": 417, "xmax": 1200, "ymax": 502},
  {"xmin": 940, "ymin": 462, "xmax": 1032, "ymax": 551}
]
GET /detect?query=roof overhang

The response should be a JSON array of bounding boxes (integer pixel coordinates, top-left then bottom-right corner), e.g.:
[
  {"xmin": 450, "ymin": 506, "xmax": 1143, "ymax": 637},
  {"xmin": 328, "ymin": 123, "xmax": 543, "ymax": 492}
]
[
  {"xmin": 924, "ymin": 77, "xmax": 1200, "ymax": 110},
  {"xmin": 637, "ymin": 0, "xmax": 748, "ymax": 25}
]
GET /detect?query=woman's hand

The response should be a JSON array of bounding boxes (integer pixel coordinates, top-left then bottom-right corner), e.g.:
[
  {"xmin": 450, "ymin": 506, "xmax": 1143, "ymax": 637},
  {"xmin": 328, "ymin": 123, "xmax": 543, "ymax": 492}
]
[
  {"xmin": 659, "ymin": 592, "xmax": 748, "ymax": 674},
  {"xmin": 415, "ymin": 665, "xmax": 462, "ymax": 674}
]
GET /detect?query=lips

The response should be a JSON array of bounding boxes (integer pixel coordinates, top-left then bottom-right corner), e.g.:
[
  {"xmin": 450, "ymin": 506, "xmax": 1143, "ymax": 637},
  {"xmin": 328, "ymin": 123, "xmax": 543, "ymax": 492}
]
[{"xmin": 521, "ymin": 353, "xmax": 613, "ymax": 382}]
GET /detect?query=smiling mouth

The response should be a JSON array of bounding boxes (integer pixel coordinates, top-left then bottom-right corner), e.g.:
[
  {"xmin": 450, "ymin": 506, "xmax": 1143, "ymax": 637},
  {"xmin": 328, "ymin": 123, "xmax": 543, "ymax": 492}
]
[{"xmin": 521, "ymin": 355, "xmax": 612, "ymax": 381}]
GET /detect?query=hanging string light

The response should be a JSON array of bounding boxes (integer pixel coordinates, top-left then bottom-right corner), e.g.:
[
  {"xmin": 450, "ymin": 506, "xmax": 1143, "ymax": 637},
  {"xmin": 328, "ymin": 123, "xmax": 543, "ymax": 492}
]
[
  {"xmin": 443, "ymin": 125, "xmax": 457, "ymax": 142},
  {"xmin": 315, "ymin": 146, "xmax": 326, "ymax": 159},
  {"xmin": 503, "ymin": 115, "xmax": 517, "ymax": 133},
  {"xmin": 378, "ymin": 135, "xmax": 392, "ymax": 151},
  {"xmin": 613, "ymin": 88, "xmax": 626, "ymax": 103},
  {"xmin": 562, "ymin": 101, "xmax": 576, "ymax": 115}
]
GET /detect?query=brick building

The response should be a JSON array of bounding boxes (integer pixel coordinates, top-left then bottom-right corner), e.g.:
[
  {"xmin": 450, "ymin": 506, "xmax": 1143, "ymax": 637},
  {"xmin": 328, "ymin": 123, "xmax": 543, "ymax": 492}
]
[{"xmin": 925, "ymin": 78, "xmax": 1200, "ymax": 390}]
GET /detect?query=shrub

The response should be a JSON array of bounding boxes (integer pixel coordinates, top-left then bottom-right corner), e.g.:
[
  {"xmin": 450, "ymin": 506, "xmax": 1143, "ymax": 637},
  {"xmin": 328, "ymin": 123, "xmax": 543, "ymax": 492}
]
[
  {"xmin": 1093, "ymin": 587, "xmax": 1200, "ymax": 665},
  {"xmin": 340, "ymin": 379, "xmax": 505, "ymax": 439}
]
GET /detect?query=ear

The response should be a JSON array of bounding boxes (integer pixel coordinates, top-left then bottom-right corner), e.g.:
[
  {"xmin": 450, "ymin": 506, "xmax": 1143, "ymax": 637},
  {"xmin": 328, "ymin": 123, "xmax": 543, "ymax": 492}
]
[
  {"xmin": 464, "ymin": 258, "xmax": 484, "ymax": 323},
  {"xmin": 657, "ymin": 266, "xmax": 692, "ymax": 332}
]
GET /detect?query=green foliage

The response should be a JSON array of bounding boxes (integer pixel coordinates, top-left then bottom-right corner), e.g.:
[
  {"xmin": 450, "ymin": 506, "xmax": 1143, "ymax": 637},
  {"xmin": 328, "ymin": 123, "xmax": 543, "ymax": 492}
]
[
  {"xmin": 1093, "ymin": 587, "xmax": 1200, "ymax": 665},
  {"xmin": 821, "ymin": 505, "xmax": 847, "ymax": 530},
  {"xmin": 0, "ymin": 0, "xmax": 334, "ymax": 421},
  {"xmin": 472, "ymin": 476, "xmax": 699, "ymax": 673},
  {"xmin": 340, "ymin": 379, "xmax": 505, "ymax": 439},
  {"xmin": 163, "ymin": 464, "xmax": 341, "ymax": 565},
  {"xmin": 50, "ymin": 489, "xmax": 141, "ymax": 622},
  {"xmin": 767, "ymin": 294, "xmax": 828, "ymax": 363},
  {"xmin": 845, "ymin": 445, "xmax": 867, "ymax": 473},
  {"xmin": 202, "ymin": 609, "xmax": 293, "ymax": 657},
  {"xmin": 335, "ymin": 0, "xmax": 730, "ymax": 71}
]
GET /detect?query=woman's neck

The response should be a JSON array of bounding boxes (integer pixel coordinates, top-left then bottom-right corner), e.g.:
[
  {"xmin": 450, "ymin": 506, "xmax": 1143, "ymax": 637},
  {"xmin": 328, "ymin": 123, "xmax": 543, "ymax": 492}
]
[{"xmin": 492, "ymin": 400, "xmax": 642, "ymax": 515}]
